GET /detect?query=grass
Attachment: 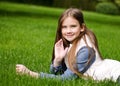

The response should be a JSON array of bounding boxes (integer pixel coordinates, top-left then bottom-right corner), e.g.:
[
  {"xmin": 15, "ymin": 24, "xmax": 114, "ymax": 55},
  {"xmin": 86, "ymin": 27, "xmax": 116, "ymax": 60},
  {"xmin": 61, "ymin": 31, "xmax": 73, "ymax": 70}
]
[{"xmin": 0, "ymin": 1, "xmax": 120, "ymax": 86}]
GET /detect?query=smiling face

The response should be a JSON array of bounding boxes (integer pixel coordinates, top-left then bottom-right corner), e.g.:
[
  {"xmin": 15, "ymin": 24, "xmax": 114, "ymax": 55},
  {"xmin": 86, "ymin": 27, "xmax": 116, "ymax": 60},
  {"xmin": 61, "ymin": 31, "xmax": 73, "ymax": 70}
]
[{"xmin": 61, "ymin": 16, "xmax": 84, "ymax": 43}]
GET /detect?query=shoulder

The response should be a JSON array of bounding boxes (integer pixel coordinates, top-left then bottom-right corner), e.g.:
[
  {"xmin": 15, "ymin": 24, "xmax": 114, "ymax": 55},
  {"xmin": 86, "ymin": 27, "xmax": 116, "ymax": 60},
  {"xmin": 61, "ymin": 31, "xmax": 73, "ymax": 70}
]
[
  {"xmin": 76, "ymin": 35, "xmax": 93, "ymax": 53},
  {"xmin": 76, "ymin": 46, "xmax": 95, "ymax": 62}
]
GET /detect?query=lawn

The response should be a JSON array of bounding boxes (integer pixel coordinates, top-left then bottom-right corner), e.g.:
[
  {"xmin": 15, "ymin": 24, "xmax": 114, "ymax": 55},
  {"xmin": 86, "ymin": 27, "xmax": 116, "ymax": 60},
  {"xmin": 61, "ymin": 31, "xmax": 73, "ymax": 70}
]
[{"xmin": 0, "ymin": 2, "xmax": 120, "ymax": 86}]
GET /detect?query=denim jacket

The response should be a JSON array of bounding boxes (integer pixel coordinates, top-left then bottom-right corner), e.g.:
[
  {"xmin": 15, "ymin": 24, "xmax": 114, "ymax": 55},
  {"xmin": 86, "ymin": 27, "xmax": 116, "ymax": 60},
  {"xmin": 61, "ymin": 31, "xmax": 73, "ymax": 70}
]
[{"xmin": 40, "ymin": 46, "xmax": 95, "ymax": 81}]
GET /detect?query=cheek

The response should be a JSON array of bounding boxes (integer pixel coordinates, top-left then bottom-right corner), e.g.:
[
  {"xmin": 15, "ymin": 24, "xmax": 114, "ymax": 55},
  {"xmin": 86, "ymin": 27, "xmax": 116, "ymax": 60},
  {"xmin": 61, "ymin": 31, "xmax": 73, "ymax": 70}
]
[
  {"xmin": 75, "ymin": 29, "xmax": 81, "ymax": 35},
  {"xmin": 77, "ymin": 31, "xmax": 81, "ymax": 36},
  {"xmin": 61, "ymin": 29, "xmax": 65, "ymax": 35},
  {"xmin": 77, "ymin": 29, "xmax": 81, "ymax": 34}
]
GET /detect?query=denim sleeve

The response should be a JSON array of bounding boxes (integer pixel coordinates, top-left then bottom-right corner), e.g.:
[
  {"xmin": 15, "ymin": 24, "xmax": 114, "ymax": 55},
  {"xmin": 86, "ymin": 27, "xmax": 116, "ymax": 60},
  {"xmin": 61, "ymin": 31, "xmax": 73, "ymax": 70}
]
[
  {"xmin": 39, "ymin": 46, "xmax": 95, "ymax": 80},
  {"xmin": 40, "ymin": 68, "xmax": 78, "ymax": 81},
  {"xmin": 50, "ymin": 64, "xmax": 65, "ymax": 75},
  {"xmin": 76, "ymin": 46, "xmax": 95, "ymax": 73}
]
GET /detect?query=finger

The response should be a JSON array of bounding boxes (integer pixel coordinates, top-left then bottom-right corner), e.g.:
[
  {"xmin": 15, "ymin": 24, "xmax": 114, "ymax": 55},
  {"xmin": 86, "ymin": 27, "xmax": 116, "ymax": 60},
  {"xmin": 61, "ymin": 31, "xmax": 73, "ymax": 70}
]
[
  {"xmin": 16, "ymin": 65, "xmax": 20, "ymax": 69},
  {"xmin": 16, "ymin": 66, "xmax": 18, "ymax": 70},
  {"xmin": 59, "ymin": 39, "xmax": 63, "ymax": 46},
  {"xmin": 55, "ymin": 39, "xmax": 63, "ymax": 46},
  {"xmin": 16, "ymin": 69, "xmax": 20, "ymax": 74},
  {"xmin": 56, "ymin": 39, "xmax": 62, "ymax": 44},
  {"xmin": 16, "ymin": 66, "xmax": 21, "ymax": 71},
  {"xmin": 59, "ymin": 39, "xmax": 62, "ymax": 42},
  {"xmin": 16, "ymin": 64, "xmax": 25, "ymax": 68},
  {"xmin": 16, "ymin": 66, "xmax": 21, "ymax": 70},
  {"xmin": 16, "ymin": 64, "xmax": 22, "ymax": 67},
  {"xmin": 16, "ymin": 67, "xmax": 23, "ymax": 73},
  {"xmin": 65, "ymin": 47, "xmax": 68, "ymax": 53},
  {"xmin": 16, "ymin": 65, "xmax": 20, "ymax": 68},
  {"xmin": 59, "ymin": 39, "xmax": 63, "ymax": 43}
]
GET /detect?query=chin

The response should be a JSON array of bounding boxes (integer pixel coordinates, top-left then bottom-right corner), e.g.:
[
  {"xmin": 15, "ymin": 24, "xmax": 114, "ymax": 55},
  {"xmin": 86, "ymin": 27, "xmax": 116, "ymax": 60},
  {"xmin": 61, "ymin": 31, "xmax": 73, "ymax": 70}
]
[{"xmin": 66, "ymin": 39, "xmax": 74, "ymax": 42}]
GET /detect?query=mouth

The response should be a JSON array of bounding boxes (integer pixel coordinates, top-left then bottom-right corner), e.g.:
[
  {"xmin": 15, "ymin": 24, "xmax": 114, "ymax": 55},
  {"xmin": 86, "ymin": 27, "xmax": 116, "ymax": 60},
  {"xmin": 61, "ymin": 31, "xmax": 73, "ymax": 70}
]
[
  {"xmin": 66, "ymin": 35, "xmax": 73, "ymax": 38},
  {"xmin": 66, "ymin": 33, "xmax": 74, "ymax": 36},
  {"xmin": 66, "ymin": 34, "xmax": 73, "ymax": 36},
  {"xmin": 66, "ymin": 35, "xmax": 74, "ymax": 37}
]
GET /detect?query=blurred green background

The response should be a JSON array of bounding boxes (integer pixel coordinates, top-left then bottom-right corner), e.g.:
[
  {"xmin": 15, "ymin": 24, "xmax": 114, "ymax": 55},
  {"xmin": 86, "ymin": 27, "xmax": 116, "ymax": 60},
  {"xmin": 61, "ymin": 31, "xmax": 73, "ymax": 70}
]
[{"xmin": 0, "ymin": 0, "xmax": 120, "ymax": 11}]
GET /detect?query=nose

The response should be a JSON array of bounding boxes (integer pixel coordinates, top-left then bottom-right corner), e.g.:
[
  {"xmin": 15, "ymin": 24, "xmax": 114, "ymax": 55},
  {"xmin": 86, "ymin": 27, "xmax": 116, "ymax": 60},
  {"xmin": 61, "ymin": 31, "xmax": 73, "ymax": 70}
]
[{"xmin": 66, "ymin": 28, "xmax": 72, "ymax": 33}]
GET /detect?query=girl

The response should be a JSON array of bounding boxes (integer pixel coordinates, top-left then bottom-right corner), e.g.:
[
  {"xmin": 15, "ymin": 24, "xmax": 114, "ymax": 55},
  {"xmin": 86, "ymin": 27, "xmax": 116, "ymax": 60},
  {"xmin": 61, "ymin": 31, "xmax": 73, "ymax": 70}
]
[{"xmin": 16, "ymin": 8, "xmax": 120, "ymax": 82}]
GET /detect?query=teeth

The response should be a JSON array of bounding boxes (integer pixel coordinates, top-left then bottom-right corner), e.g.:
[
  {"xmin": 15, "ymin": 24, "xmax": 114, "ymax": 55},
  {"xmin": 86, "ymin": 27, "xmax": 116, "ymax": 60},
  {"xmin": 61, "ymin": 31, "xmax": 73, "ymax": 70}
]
[{"xmin": 67, "ymin": 35, "xmax": 73, "ymax": 36}]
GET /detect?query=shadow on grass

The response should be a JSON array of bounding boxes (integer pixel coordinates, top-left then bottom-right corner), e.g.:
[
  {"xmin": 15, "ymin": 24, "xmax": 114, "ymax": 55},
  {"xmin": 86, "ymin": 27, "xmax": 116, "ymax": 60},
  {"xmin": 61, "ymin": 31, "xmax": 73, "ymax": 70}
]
[
  {"xmin": 0, "ymin": 9, "xmax": 60, "ymax": 18},
  {"xmin": 0, "ymin": 9, "xmax": 120, "ymax": 26}
]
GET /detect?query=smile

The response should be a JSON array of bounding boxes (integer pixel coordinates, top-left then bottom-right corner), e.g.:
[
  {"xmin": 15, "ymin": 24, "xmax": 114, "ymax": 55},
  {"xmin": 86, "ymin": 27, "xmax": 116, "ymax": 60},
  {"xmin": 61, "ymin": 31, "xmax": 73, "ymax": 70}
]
[{"xmin": 66, "ymin": 35, "xmax": 73, "ymax": 37}]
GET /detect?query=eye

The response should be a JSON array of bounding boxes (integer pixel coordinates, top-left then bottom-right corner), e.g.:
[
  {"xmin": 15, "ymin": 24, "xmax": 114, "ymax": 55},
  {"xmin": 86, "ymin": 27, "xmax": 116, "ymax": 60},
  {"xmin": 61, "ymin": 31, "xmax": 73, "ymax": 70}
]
[
  {"xmin": 71, "ymin": 25, "xmax": 77, "ymax": 28},
  {"xmin": 62, "ymin": 26, "xmax": 67, "ymax": 29}
]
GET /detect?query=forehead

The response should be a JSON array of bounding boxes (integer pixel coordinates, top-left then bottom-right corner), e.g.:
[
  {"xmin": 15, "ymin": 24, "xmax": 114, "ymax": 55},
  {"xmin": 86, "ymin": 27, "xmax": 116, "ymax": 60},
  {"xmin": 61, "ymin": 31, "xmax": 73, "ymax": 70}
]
[{"xmin": 62, "ymin": 16, "xmax": 79, "ymax": 25}]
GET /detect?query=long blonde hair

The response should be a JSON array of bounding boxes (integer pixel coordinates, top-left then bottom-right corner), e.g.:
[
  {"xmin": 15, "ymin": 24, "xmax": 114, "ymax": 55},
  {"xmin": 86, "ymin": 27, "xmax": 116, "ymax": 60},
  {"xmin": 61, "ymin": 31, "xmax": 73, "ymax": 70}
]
[{"xmin": 52, "ymin": 8, "xmax": 102, "ymax": 77}]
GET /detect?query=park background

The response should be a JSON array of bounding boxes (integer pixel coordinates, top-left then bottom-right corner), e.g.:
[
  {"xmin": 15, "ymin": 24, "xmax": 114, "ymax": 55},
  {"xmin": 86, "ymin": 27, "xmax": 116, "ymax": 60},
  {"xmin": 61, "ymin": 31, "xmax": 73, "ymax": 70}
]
[{"xmin": 0, "ymin": 0, "xmax": 120, "ymax": 86}]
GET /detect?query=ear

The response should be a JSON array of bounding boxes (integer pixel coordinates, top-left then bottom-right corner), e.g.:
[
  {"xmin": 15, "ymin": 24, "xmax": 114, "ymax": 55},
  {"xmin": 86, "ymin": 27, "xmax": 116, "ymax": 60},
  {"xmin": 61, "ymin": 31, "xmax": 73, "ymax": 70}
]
[{"xmin": 80, "ymin": 23, "xmax": 85, "ymax": 32}]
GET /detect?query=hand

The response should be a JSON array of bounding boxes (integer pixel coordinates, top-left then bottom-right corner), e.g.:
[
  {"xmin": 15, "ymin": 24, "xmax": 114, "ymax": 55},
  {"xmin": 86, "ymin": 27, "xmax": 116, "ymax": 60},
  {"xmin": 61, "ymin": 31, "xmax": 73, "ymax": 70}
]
[
  {"xmin": 16, "ymin": 64, "xmax": 39, "ymax": 78},
  {"xmin": 54, "ymin": 39, "xmax": 68, "ymax": 66},
  {"xmin": 16, "ymin": 64, "xmax": 30, "ymax": 75}
]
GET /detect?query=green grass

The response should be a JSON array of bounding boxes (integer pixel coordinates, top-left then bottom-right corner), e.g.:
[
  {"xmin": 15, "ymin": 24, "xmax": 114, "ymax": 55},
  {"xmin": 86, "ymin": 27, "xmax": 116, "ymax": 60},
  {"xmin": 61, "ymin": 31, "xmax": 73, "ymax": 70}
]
[{"xmin": 0, "ymin": 1, "xmax": 120, "ymax": 86}]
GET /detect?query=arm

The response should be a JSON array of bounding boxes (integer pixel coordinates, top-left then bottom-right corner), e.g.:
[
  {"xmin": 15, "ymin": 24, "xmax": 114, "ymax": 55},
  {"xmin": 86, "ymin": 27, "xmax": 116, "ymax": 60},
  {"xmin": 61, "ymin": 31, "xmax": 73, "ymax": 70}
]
[
  {"xmin": 50, "ymin": 39, "xmax": 68, "ymax": 75},
  {"xmin": 53, "ymin": 39, "xmax": 68, "ymax": 67},
  {"xmin": 40, "ymin": 68, "xmax": 78, "ymax": 81},
  {"xmin": 40, "ymin": 46, "xmax": 95, "ymax": 80},
  {"xmin": 50, "ymin": 62, "xmax": 67, "ymax": 75},
  {"xmin": 16, "ymin": 47, "xmax": 95, "ymax": 80},
  {"xmin": 76, "ymin": 46, "xmax": 95, "ymax": 73},
  {"xmin": 16, "ymin": 39, "xmax": 68, "ymax": 78}
]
